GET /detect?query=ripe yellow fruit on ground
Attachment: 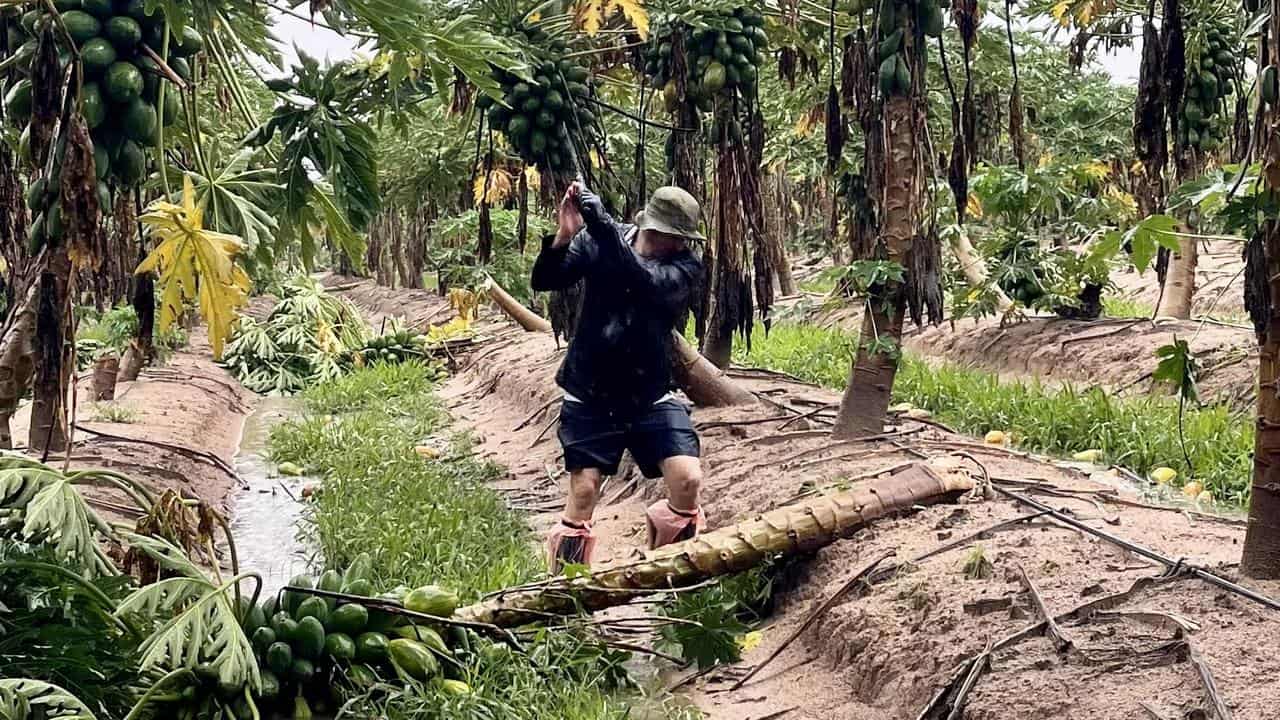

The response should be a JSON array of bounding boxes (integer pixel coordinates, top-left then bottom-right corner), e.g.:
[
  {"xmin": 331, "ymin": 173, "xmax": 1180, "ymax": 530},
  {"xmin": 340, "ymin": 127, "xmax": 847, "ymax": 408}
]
[
  {"xmin": 1072, "ymin": 449, "xmax": 1103, "ymax": 463},
  {"xmin": 1150, "ymin": 467, "xmax": 1177, "ymax": 484},
  {"xmin": 984, "ymin": 430, "xmax": 1006, "ymax": 445},
  {"xmin": 414, "ymin": 445, "xmax": 440, "ymax": 460},
  {"xmin": 1182, "ymin": 480, "xmax": 1204, "ymax": 498}
]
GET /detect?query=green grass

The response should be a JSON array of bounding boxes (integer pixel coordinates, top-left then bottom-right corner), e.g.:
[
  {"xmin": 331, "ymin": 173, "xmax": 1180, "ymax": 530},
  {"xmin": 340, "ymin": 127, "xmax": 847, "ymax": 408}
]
[
  {"xmin": 269, "ymin": 361, "xmax": 539, "ymax": 596},
  {"xmin": 1102, "ymin": 295, "xmax": 1151, "ymax": 319},
  {"xmin": 268, "ymin": 361, "xmax": 699, "ymax": 720},
  {"xmin": 735, "ymin": 323, "xmax": 1254, "ymax": 504},
  {"xmin": 88, "ymin": 402, "xmax": 140, "ymax": 423}
]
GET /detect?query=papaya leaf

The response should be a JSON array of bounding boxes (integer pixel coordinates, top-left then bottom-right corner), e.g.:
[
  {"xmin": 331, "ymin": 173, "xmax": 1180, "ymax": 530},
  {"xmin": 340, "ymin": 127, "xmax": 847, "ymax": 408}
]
[
  {"xmin": 0, "ymin": 679, "xmax": 97, "ymax": 719},
  {"xmin": 136, "ymin": 175, "xmax": 252, "ymax": 360},
  {"xmin": 115, "ymin": 577, "xmax": 215, "ymax": 620},
  {"xmin": 189, "ymin": 150, "xmax": 282, "ymax": 255},
  {"xmin": 1153, "ymin": 337, "xmax": 1199, "ymax": 403},
  {"xmin": 1, "ymin": 457, "xmax": 115, "ymax": 578},
  {"xmin": 1124, "ymin": 214, "xmax": 1179, "ymax": 274},
  {"xmin": 135, "ymin": 574, "xmax": 261, "ymax": 694}
]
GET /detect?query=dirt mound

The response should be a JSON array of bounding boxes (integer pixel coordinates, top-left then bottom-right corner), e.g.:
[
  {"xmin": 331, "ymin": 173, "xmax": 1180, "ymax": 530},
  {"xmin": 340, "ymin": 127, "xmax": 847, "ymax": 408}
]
[
  {"xmin": 11, "ymin": 327, "xmax": 255, "ymax": 520},
  {"xmin": 904, "ymin": 316, "xmax": 1255, "ymax": 408},
  {"xmin": 327, "ymin": 280, "xmax": 1280, "ymax": 720}
]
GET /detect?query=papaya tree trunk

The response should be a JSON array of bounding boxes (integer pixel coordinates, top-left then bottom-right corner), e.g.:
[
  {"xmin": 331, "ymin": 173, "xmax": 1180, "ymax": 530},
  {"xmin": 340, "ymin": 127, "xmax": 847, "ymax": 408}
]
[
  {"xmin": 486, "ymin": 276, "xmax": 551, "ymax": 333},
  {"xmin": 28, "ymin": 247, "xmax": 70, "ymax": 454},
  {"xmin": 1156, "ymin": 233, "xmax": 1197, "ymax": 318},
  {"xmin": 0, "ymin": 282, "xmax": 39, "ymax": 450},
  {"xmin": 457, "ymin": 461, "xmax": 973, "ymax": 626},
  {"xmin": 833, "ymin": 85, "xmax": 920, "ymax": 439},
  {"xmin": 1241, "ymin": 6, "xmax": 1280, "ymax": 579},
  {"xmin": 669, "ymin": 330, "xmax": 755, "ymax": 407}
]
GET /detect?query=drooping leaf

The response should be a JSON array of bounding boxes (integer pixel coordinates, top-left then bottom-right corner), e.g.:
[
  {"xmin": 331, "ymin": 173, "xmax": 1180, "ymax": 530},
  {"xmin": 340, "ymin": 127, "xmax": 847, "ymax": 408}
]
[
  {"xmin": 1, "ymin": 456, "xmax": 115, "ymax": 578},
  {"xmin": 136, "ymin": 176, "xmax": 252, "ymax": 360},
  {"xmin": 0, "ymin": 679, "xmax": 97, "ymax": 720},
  {"xmin": 135, "ymin": 575, "xmax": 261, "ymax": 693}
]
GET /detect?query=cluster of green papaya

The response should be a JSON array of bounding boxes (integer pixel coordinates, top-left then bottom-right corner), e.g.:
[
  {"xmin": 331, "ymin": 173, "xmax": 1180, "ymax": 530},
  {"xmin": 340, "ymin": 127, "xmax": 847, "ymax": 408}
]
[
  {"xmin": 3, "ymin": 0, "xmax": 197, "ymax": 253},
  {"xmin": 643, "ymin": 9, "xmax": 768, "ymax": 113},
  {"xmin": 478, "ymin": 25, "xmax": 599, "ymax": 174},
  {"xmin": 875, "ymin": 0, "xmax": 943, "ymax": 96},
  {"xmin": 1178, "ymin": 22, "xmax": 1237, "ymax": 152},
  {"xmin": 235, "ymin": 556, "xmax": 467, "ymax": 718},
  {"xmin": 348, "ymin": 327, "xmax": 425, "ymax": 365}
]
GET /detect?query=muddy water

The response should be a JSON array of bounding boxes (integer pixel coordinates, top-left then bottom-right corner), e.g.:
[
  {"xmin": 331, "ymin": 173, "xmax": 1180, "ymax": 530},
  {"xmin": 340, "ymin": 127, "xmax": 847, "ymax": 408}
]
[{"xmin": 229, "ymin": 396, "xmax": 313, "ymax": 599}]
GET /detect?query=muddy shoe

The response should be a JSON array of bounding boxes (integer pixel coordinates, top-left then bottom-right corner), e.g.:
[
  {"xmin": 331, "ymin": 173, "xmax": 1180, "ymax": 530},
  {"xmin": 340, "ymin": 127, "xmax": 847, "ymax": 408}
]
[
  {"xmin": 547, "ymin": 518, "xmax": 596, "ymax": 573},
  {"xmin": 645, "ymin": 501, "xmax": 705, "ymax": 549}
]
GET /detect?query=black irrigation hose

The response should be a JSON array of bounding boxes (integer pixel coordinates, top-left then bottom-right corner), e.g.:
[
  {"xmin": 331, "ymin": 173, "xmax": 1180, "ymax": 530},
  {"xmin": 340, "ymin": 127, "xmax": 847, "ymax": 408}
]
[{"xmin": 994, "ymin": 485, "xmax": 1280, "ymax": 613}]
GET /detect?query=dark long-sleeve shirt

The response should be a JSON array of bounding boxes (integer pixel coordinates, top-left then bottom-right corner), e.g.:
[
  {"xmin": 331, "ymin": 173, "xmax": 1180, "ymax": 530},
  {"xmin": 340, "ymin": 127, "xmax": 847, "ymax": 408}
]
[{"xmin": 531, "ymin": 213, "xmax": 702, "ymax": 416}]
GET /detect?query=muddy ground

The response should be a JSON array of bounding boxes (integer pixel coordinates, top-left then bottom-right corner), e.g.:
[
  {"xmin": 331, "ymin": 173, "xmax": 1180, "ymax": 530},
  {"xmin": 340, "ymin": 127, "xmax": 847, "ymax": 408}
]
[
  {"xmin": 10, "ymin": 327, "xmax": 254, "ymax": 521},
  {"xmin": 330, "ymin": 277, "xmax": 1280, "ymax": 720}
]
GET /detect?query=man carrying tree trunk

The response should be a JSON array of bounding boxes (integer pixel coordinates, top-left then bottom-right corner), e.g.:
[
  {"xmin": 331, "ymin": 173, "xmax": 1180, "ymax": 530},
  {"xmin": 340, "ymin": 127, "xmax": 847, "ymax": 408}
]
[{"xmin": 531, "ymin": 182, "xmax": 706, "ymax": 573}]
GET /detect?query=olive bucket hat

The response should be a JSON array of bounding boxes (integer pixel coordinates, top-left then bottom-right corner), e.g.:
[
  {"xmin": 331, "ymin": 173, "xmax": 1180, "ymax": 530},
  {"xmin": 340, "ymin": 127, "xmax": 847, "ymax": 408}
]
[{"xmin": 634, "ymin": 186, "xmax": 706, "ymax": 241}]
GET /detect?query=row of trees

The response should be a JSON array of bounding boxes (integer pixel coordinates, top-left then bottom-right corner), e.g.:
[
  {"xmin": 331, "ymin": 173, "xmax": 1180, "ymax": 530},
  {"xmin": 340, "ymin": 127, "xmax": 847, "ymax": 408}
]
[{"xmin": 0, "ymin": 0, "xmax": 1276, "ymax": 580}]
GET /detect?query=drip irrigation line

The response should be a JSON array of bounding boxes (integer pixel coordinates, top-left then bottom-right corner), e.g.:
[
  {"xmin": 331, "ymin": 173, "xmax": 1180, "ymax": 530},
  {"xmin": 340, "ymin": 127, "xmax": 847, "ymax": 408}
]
[{"xmin": 993, "ymin": 485, "xmax": 1280, "ymax": 613}]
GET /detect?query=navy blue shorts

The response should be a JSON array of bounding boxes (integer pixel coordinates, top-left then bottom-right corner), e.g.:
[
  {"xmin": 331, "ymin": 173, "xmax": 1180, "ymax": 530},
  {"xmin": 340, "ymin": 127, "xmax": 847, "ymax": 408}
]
[{"xmin": 558, "ymin": 399, "xmax": 701, "ymax": 479}]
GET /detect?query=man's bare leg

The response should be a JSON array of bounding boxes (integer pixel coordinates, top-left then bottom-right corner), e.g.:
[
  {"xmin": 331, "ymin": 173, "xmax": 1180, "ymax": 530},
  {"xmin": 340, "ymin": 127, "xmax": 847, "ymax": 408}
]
[
  {"xmin": 646, "ymin": 455, "xmax": 705, "ymax": 548},
  {"xmin": 548, "ymin": 468, "xmax": 603, "ymax": 571}
]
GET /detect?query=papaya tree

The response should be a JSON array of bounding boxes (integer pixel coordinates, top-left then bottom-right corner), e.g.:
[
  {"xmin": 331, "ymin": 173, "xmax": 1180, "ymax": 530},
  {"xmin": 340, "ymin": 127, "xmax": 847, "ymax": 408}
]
[
  {"xmin": 832, "ymin": 0, "xmax": 943, "ymax": 438},
  {"xmin": 1242, "ymin": 1, "xmax": 1280, "ymax": 579}
]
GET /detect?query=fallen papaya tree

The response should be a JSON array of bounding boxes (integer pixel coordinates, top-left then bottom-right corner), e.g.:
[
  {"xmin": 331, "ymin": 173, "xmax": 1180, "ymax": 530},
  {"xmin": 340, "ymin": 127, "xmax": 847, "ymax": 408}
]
[
  {"xmin": 455, "ymin": 460, "xmax": 975, "ymax": 627},
  {"xmin": 483, "ymin": 276, "xmax": 755, "ymax": 407}
]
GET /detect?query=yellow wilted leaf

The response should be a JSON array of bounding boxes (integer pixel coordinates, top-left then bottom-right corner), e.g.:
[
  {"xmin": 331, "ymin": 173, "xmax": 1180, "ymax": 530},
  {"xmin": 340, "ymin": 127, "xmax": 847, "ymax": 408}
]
[
  {"xmin": 473, "ymin": 166, "xmax": 513, "ymax": 206},
  {"xmin": 1082, "ymin": 161, "xmax": 1111, "ymax": 180},
  {"xmin": 577, "ymin": 0, "xmax": 603, "ymax": 34},
  {"xmin": 966, "ymin": 193, "xmax": 984, "ymax": 219},
  {"xmin": 525, "ymin": 164, "xmax": 541, "ymax": 192},
  {"xmin": 136, "ymin": 175, "xmax": 250, "ymax": 359},
  {"xmin": 737, "ymin": 630, "xmax": 763, "ymax": 653},
  {"xmin": 1050, "ymin": 0, "xmax": 1072, "ymax": 25},
  {"xmin": 448, "ymin": 288, "xmax": 479, "ymax": 323},
  {"xmin": 606, "ymin": 0, "xmax": 649, "ymax": 39},
  {"xmin": 527, "ymin": 10, "xmax": 541, "ymax": 22}
]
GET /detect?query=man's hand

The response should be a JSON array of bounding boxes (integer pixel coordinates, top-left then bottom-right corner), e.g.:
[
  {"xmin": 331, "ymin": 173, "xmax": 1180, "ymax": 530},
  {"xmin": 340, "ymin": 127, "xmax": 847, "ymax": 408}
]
[
  {"xmin": 554, "ymin": 184, "xmax": 584, "ymax": 247},
  {"xmin": 574, "ymin": 185, "xmax": 607, "ymax": 228}
]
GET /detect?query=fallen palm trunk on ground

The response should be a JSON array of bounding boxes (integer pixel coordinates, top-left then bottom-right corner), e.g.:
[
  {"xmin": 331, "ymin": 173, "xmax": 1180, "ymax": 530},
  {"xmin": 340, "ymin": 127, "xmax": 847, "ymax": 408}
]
[
  {"xmin": 456, "ymin": 461, "xmax": 974, "ymax": 627},
  {"xmin": 483, "ymin": 277, "xmax": 754, "ymax": 407}
]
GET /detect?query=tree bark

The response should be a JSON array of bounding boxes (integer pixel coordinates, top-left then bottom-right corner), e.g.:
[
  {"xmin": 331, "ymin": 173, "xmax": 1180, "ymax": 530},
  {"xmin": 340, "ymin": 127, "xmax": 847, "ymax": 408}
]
[
  {"xmin": 669, "ymin": 330, "xmax": 755, "ymax": 407},
  {"xmin": 0, "ymin": 282, "xmax": 39, "ymax": 449},
  {"xmin": 486, "ymin": 277, "xmax": 551, "ymax": 333},
  {"xmin": 1242, "ymin": 7, "xmax": 1280, "ymax": 579},
  {"xmin": 457, "ymin": 461, "xmax": 973, "ymax": 625},
  {"xmin": 833, "ymin": 86, "xmax": 920, "ymax": 439},
  {"xmin": 28, "ymin": 248, "xmax": 70, "ymax": 454},
  {"xmin": 1156, "ymin": 232, "xmax": 1197, "ymax": 318},
  {"xmin": 120, "ymin": 271, "xmax": 154, "ymax": 382}
]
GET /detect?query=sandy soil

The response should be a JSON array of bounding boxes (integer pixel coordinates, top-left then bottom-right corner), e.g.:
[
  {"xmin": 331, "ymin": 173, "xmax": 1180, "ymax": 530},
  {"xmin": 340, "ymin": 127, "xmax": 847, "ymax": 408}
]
[
  {"xmin": 329, "ymin": 277, "xmax": 1280, "ymax": 720},
  {"xmin": 10, "ymin": 327, "xmax": 255, "ymax": 519},
  {"xmin": 904, "ymin": 315, "xmax": 1255, "ymax": 409}
]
